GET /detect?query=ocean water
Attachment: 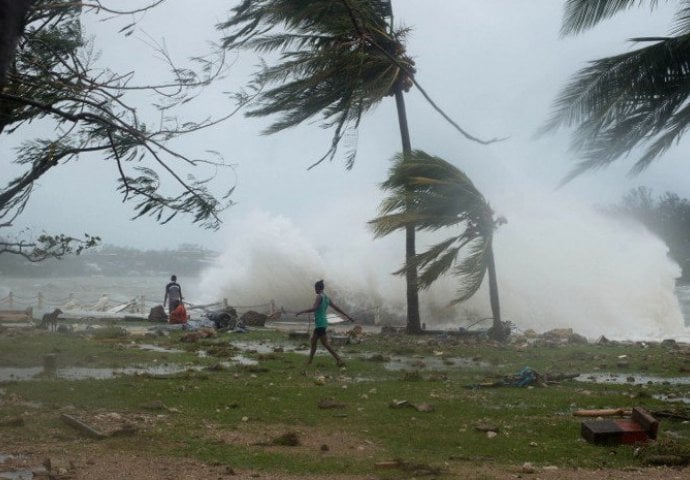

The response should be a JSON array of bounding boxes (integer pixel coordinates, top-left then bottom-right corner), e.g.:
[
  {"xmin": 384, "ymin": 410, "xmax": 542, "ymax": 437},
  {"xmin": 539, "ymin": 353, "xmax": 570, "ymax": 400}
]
[{"xmin": 0, "ymin": 275, "xmax": 172, "ymax": 314}]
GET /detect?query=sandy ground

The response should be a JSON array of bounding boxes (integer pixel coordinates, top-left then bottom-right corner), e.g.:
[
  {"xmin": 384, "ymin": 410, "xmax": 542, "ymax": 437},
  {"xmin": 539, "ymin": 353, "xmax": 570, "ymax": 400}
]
[{"xmin": 2, "ymin": 438, "xmax": 689, "ymax": 480}]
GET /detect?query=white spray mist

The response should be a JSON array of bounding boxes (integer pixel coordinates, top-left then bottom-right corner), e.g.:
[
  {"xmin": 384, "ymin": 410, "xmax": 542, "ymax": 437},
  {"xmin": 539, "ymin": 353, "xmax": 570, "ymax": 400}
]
[{"xmin": 199, "ymin": 190, "xmax": 688, "ymax": 341}]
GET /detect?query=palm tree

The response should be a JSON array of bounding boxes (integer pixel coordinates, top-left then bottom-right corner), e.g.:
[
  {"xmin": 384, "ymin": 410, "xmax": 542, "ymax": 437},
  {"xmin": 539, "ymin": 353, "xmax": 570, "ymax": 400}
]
[
  {"xmin": 370, "ymin": 150, "xmax": 508, "ymax": 341},
  {"xmin": 219, "ymin": 1, "xmax": 496, "ymax": 334},
  {"xmin": 543, "ymin": 0, "xmax": 690, "ymax": 182},
  {"xmin": 219, "ymin": 0, "xmax": 424, "ymax": 331}
]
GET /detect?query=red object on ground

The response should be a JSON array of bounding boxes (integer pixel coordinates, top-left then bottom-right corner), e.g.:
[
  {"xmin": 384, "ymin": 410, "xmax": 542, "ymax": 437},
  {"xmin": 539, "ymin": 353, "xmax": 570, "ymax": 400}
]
[
  {"xmin": 580, "ymin": 407, "xmax": 659, "ymax": 445},
  {"xmin": 169, "ymin": 304, "xmax": 187, "ymax": 324}
]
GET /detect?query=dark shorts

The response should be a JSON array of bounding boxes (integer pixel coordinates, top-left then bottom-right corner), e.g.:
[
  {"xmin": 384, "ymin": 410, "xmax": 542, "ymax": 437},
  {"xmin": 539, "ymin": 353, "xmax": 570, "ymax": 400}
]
[{"xmin": 313, "ymin": 327, "xmax": 327, "ymax": 337}]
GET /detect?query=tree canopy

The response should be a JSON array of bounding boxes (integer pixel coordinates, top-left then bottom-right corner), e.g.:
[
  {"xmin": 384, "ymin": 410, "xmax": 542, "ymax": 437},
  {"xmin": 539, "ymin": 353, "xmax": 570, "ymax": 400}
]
[
  {"xmin": 544, "ymin": 0, "xmax": 690, "ymax": 182},
  {"xmin": 0, "ymin": 0, "xmax": 235, "ymax": 259},
  {"xmin": 219, "ymin": 0, "xmax": 416, "ymax": 169},
  {"xmin": 370, "ymin": 150, "xmax": 505, "ymax": 305}
]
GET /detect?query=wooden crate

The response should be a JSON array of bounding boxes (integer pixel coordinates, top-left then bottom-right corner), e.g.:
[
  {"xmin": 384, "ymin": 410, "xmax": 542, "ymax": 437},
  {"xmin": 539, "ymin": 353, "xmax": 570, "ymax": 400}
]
[{"xmin": 581, "ymin": 407, "xmax": 658, "ymax": 445}]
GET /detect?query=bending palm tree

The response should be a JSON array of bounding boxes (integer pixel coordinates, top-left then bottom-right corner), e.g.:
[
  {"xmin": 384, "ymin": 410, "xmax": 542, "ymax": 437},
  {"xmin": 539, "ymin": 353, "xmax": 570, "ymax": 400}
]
[
  {"xmin": 370, "ymin": 150, "xmax": 508, "ymax": 341},
  {"xmin": 544, "ymin": 0, "xmax": 690, "ymax": 181}
]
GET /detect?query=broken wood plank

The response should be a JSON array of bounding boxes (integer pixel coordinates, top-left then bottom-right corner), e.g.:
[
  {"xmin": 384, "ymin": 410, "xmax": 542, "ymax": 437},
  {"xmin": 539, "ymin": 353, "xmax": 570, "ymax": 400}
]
[
  {"xmin": 573, "ymin": 408, "xmax": 630, "ymax": 417},
  {"xmin": 60, "ymin": 413, "xmax": 107, "ymax": 439}
]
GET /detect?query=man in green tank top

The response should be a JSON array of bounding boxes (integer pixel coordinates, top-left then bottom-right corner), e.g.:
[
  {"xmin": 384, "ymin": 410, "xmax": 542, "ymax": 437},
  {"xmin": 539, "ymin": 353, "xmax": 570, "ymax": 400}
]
[{"xmin": 297, "ymin": 279, "xmax": 354, "ymax": 367}]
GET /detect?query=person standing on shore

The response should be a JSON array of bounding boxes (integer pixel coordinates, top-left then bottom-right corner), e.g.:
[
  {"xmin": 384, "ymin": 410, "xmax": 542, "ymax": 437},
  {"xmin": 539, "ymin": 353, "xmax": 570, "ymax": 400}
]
[
  {"xmin": 163, "ymin": 274, "xmax": 183, "ymax": 313},
  {"xmin": 296, "ymin": 279, "xmax": 354, "ymax": 367}
]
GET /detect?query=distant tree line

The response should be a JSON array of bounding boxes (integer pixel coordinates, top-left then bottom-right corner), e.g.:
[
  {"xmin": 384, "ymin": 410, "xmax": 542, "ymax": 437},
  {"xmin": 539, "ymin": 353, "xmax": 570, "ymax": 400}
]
[
  {"xmin": 607, "ymin": 187, "xmax": 690, "ymax": 284},
  {"xmin": 0, "ymin": 243, "xmax": 218, "ymax": 278}
]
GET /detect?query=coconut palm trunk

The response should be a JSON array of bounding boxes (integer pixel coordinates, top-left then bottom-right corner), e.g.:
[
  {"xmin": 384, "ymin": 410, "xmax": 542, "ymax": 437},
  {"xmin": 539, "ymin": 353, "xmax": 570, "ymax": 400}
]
[
  {"xmin": 485, "ymin": 241, "xmax": 504, "ymax": 340},
  {"xmin": 394, "ymin": 87, "xmax": 422, "ymax": 334}
]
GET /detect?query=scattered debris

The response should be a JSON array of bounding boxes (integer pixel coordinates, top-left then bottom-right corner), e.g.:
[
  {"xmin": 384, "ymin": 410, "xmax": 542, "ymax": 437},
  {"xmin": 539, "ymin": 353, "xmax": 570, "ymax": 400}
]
[
  {"xmin": 61, "ymin": 413, "xmax": 108, "ymax": 439},
  {"xmin": 574, "ymin": 408, "xmax": 630, "ymax": 417},
  {"xmin": 374, "ymin": 459, "xmax": 443, "ymax": 476},
  {"xmin": 148, "ymin": 305, "xmax": 167, "ymax": 322},
  {"xmin": 240, "ymin": 310, "xmax": 267, "ymax": 327},
  {"xmin": 465, "ymin": 367, "xmax": 579, "ymax": 388},
  {"xmin": 474, "ymin": 422, "xmax": 499, "ymax": 433},
  {"xmin": 180, "ymin": 328, "xmax": 216, "ymax": 342},
  {"xmin": 580, "ymin": 407, "xmax": 658, "ymax": 445},
  {"xmin": 318, "ymin": 398, "xmax": 346, "ymax": 409},
  {"xmin": 271, "ymin": 431, "xmax": 300, "ymax": 446},
  {"xmin": 388, "ymin": 399, "xmax": 435, "ymax": 413}
]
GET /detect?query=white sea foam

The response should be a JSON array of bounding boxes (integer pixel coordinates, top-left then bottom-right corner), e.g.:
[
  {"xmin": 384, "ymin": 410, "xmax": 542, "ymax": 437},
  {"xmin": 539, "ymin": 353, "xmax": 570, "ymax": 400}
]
[{"xmin": 199, "ymin": 190, "xmax": 689, "ymax": 341}]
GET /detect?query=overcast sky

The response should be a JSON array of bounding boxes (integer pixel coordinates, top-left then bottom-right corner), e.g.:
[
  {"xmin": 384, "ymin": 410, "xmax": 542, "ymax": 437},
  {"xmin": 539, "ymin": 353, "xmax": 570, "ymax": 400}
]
[
  {"xmin": 3, "ymin": 0, "xmax": 685, "ymax": 251},
  {"xmin": 3, "ymin": 1, "xmax": 689, "ymax": 337}
]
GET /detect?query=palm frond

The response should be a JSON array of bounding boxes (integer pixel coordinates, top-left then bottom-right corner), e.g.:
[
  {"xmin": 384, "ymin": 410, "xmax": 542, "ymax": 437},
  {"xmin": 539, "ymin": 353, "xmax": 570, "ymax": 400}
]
[
  {"xmin": 449, "ymin": 238, "xmax": 491, "ymax": 304},
  {"xmin": 218, "ymin": 0, "xmax": 407, "ymax": 165},
  {"xmin": 372, "ymin": 149, "xmax": 502, "ymax": 306},
  {"xmin": 418, "ymin": 244, "xmax": 462, "ymax": 288},
  {"xmin": 673, "ymin": 1, "xmax": 690, "ymax": 35},
  {"xmin": 543, "ymin": 35, "xmax": 690, "ymax": 180},
  {"xmin": 561, "ymin": 0, "xmax": 660, "ymax": 36}
]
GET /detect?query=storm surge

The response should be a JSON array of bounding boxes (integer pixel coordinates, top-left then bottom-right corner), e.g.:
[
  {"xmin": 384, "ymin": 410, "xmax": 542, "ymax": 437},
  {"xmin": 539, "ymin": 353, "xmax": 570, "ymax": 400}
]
[{"xmin": 198, "ymin": 197, "xmax": 688, "ymax": 341}]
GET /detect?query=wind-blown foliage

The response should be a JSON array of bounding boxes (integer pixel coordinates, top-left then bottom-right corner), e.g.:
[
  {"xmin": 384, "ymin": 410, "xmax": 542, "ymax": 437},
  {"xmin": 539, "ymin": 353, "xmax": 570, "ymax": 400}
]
[
  {"xmin": 370, "ymin": 150, "xmax": 504, "ymax": 305},
  {"xmin": 1, "ymin": 0, "xmax": 236, "ymax": 259},
  {"xmin": 219, "ymin": 1, "xmax": 497, "ymax": 334},
  {"xmin": 607, "ymin": 186, "xmax": 690, "ymax": 282},
  {"xmin": 544, "ymin": 0, "xmax": 690, "ymax": 182},
  {"xmin": 219, "ymin": 0, "xmax": 415, "ymax": 169}
]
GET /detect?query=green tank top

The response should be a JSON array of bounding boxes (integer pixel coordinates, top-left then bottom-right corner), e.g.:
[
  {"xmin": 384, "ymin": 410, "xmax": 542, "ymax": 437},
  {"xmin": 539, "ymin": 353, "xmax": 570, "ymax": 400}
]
[{"xmin": 315, "ymin": 293, "xmax": 330, "ymax": 328}]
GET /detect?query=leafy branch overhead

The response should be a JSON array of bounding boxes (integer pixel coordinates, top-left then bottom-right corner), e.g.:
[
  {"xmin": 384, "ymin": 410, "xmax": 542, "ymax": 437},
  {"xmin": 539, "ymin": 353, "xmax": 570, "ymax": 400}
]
[
  {"xmin": 543, "ymin": 0, "xmax": 690, "ymax": 182},
  {"xmin": 0, "ymin": 233, "xmax": 100, "ymax": 262},
  {"xmin": 0, "ymin": 0, "xmax": 237, "ymax": 244}
]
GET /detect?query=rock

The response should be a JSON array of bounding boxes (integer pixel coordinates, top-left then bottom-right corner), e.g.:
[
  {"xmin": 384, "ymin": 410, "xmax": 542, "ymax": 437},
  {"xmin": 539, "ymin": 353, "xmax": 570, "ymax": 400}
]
[
  {"xmin": 474, "ymin": 423, "xmax": 499, "ymax": 433},
  {"xmin": 240, "ymin": 310, "xmax": 267, "ymax": 327},
  {"xmin": 568, "ymin": 333, "xmax": 588, "ymax": 344},
  {"xmin": 521, "ymin": 462, "xmax": 535, "ymax": 473},
  {"xmin": 414, "ymin": 403, "xmax": 435, "ymax": 413},
  {"xmin": 148, "ymin": 305, "xmax": 167, "ymax": 322},
  {"xmin": 318, "ymin": 398, "xmax": 345, "ymax": 409},
  {"xmin": 140, "ymin": 400, "xmax": 167, "ymax": 411},
  {"xmin": 543, "ymin": 328, "xmax": 573, "ymax": 339}
]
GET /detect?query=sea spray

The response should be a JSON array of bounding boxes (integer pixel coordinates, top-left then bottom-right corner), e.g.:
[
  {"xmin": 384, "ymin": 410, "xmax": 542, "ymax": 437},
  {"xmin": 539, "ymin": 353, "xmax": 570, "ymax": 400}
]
[
  {"xmin": 459, "ymin": 190, "xmax": 686, "ymax": 340},
  {"xmin": 199, "ymin": 197, "xmax": 689, "ymax": 340},
  {"xmin": 197, "ymin": 210, "xmax": 405, "ymax": 321}
]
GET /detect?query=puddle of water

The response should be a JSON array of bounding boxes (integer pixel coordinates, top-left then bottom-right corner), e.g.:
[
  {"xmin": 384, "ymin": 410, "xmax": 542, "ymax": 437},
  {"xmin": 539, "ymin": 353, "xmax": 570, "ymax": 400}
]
[
  {"xmin": 576, "ymin": 373, "xmax": 690, "ymax": 385},
  {"xmin": 229, "ymin": 340, "xmax": 291, "ymax": 354},
  {"xmin": 653, "ymin": 393, "xmax": 690, "ymax": 404},
  {"xmin": 231, "ymin": 355, "xmax": 258, "ymax": 366},
  {"xmin": 384, "ymin": 355, "xmax": 491, "ymax": 371},
  {"xmin": 0, "ymin": 365, "xmax": 202, "ymax": 381},
  {"xmin": 135, "ymin": 344, "xmax": 184, "ymax": 354}
]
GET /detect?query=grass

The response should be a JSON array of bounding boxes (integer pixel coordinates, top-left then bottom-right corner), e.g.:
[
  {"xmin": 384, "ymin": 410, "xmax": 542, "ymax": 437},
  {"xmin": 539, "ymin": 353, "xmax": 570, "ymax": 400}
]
[{"xmin": 1, "ymin": 325, "xmax": 690, "ymax": 476}]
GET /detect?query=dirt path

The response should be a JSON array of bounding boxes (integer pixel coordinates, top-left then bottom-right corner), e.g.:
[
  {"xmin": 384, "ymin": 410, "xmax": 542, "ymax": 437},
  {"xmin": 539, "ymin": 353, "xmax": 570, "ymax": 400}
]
[{"xmin": 2, "ymin": 443, "xmax": 689, "ymax": 479}]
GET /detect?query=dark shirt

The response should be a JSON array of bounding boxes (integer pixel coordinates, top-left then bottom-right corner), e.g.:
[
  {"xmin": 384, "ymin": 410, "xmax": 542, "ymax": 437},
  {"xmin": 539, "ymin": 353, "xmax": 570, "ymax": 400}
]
[{"xmin": 165, "ymin": 281, "xmax": 182, "ymax": 303}]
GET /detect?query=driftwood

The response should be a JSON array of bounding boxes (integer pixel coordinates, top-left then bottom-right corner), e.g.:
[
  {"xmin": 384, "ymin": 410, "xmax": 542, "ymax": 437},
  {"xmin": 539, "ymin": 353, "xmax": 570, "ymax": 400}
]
[
  {"xmin": 574, "ymin": 408, "xmax": 631, "ymax": 417},
  {"xmin": 60, "ymin": 413, "xmax": 107, "ymax": 439}
]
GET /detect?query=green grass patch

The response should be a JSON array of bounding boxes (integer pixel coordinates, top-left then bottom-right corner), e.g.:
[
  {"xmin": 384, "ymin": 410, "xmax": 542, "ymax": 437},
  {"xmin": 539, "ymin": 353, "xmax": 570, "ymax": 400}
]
[{"xmin": 1, "ymin": 327, "xmax": 690, "ymax": 475}]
